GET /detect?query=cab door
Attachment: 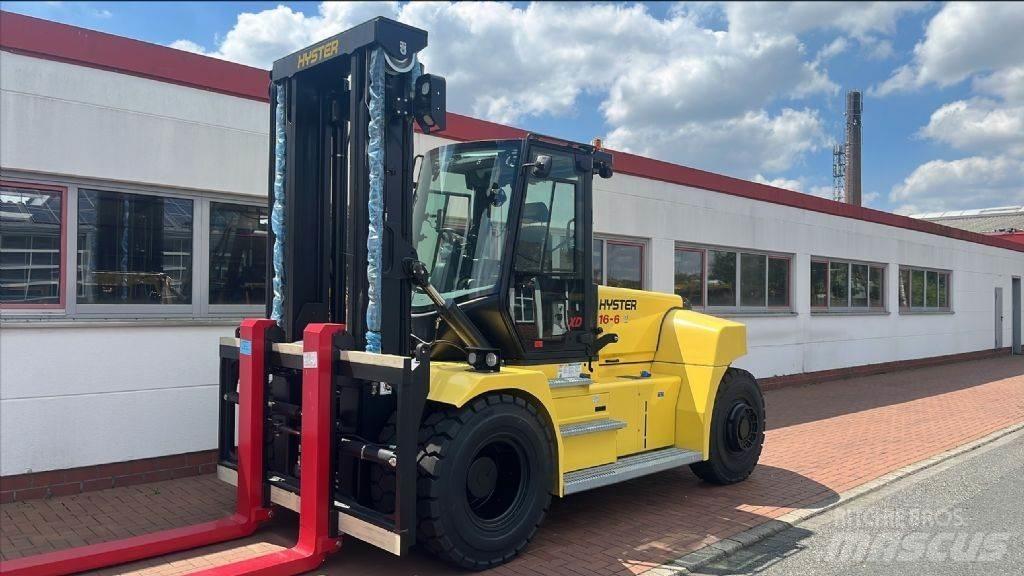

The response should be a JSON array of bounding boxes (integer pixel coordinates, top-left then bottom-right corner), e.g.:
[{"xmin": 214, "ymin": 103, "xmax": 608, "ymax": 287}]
[{"xmin": 507, "ymin": 144, "xmax": 596, "ymax": 363}]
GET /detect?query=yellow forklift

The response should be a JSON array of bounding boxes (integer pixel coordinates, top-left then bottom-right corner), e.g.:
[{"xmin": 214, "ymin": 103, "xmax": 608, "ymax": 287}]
[{"xmin": 0, "ymin": 17, "xmax": 763, "ymax": 576}]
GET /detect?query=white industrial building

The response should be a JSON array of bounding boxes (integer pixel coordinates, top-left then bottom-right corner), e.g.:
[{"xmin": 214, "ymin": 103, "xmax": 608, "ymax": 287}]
[{"xmin": 1, "ymin": 13, "xmax": 1022, "ymax": 483}]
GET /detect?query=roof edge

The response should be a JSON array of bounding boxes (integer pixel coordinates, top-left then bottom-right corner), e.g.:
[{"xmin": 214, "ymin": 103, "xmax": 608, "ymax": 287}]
[{"xmin": 0, "ymin": 10, "xmax": 270, "ymax": 101}]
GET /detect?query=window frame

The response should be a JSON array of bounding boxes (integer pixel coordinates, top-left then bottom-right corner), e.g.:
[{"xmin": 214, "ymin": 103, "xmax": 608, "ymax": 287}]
[
  {"xmin": 0, "ymin": 173, "xmax": 267, "ymax": 322},
  {"xmin": 899, "ymin": 265, "xmax": 953, "ymax": 313},
  {"xmin": 811, "ymin": 257, "xmax": 888, "ymax": 313},
  {"xmin": 75, "ymin": 186, "xmax": 197, "ymax": 317},
  {"xmin": 0, "ymin": 180, "xmax": 68, "ymax": 311},
  {"xmin": 206, "ymin": 201, "xmax": 268, "ymax": 318},
  {"xmin": 673, "ymin": 246, "xmax": 705, "ymax": 309},
  {"xmin": 594, "ymin": 235, "xmax": 647, "ymax": 290},
  {"xmin": 676, "ymin": 243, "xmax": 794, "ymax": 314}
]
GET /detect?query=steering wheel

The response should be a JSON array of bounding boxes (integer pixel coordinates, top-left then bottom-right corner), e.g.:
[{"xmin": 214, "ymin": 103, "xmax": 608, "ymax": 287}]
[{"xmin": 440, "ymin": 227, "xmax": 465, "ymax": 246}]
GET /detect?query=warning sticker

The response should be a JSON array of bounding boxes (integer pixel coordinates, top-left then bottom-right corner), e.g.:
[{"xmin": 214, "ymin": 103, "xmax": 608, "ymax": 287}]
[
  {"xmin": 557, "ymin": 363, "xmax": 581, "ymax": 379},
  {"xmin": 240, "ymin": 340, "xmax": 253, "ymax": 356},
  {"xmin": 303, "ymin": 351, "xmax": 318, "ymax": 369}
]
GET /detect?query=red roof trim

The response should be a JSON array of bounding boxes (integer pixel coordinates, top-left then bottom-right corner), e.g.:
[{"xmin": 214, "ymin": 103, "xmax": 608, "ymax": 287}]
[
  {"xmin": 2, "ymin": 10, "xmax": 1021, "ymax": 254},
  {"xmin": 0, "ymin": 11, "xmax": 270, "ymax": 101}
]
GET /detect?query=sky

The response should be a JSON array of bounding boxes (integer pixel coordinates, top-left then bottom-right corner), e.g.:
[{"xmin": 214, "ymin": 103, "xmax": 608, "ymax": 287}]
[{"xmin": 3, "ymin": 1, "xmax": 1023, "ymax": 215}]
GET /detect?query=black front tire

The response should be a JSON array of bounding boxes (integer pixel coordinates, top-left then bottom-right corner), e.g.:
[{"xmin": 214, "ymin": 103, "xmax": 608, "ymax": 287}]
[
  {"xmin": 417, "ymin": 394, "xmax": 554, "ymax": 570},
  {"xmin": 690, "ymin": 368, "xmax": 765, "ymax": 485}
]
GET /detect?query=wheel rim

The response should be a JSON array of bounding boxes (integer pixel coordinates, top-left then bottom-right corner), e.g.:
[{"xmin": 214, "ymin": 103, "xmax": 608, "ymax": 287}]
[
  {"xmin": 725, "ymin": 401, "xmax": 760, "ymax": 452},
  {"xmin": 464, "ymin": 437, "xmax": 526, "ymax": 526}
]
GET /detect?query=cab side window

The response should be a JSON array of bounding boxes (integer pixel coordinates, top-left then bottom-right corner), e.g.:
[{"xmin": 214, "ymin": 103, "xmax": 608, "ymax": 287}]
[{"xmin": 509, "ymin": 151, "xmax": 585, "ymax": 348}]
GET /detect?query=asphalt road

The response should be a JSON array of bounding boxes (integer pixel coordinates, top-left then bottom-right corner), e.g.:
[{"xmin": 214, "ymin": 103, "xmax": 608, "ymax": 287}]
[{"xmin": 690, "ymin": 428, "xmax": 1024, "ymax": 576}]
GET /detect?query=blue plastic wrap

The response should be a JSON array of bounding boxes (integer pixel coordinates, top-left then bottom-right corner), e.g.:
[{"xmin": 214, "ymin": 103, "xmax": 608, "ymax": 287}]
[
  {"xmin": 270, "ymin": 83, "xmax": 287, "ymax": 324},
  {"xmin": 365, "ymin": 48, "xmax": 385, "ymax": 353},
  {"xmin": 120, "ymin": 197, "xmax": 129, "ymax": 300}
]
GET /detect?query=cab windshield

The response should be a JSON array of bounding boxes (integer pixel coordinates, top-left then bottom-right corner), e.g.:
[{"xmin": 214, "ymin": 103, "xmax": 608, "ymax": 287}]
[{"xmin": 412, "ymin": 141, "xmax": 520, "ymax": 308}]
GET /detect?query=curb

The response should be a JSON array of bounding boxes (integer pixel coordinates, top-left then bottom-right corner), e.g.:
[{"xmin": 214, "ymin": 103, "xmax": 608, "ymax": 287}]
[{"xmin": 645, "ymin": 420, "xmax": 1024, "ymax": 575}]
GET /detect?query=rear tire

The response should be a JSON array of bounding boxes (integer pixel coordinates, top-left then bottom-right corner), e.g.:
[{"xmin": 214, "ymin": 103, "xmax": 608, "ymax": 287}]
[
  {"xmin": 417, "ymin": 394, "xmax": 554, "ymax": 570},
  {"xmin": 690, "ymin": 368, "xmax": 764, "ymax": 485}
]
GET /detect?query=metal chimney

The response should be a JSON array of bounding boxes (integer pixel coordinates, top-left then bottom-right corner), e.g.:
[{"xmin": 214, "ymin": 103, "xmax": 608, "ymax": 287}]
[{"xmin": 844, "ymin": 90, "xmax": 862, "ymax": 206}]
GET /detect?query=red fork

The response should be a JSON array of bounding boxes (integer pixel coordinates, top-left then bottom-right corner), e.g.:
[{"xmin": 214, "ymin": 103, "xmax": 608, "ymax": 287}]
[{"xmin": 0, "ymin": 318, "xmax": 277, "ymax": 576}]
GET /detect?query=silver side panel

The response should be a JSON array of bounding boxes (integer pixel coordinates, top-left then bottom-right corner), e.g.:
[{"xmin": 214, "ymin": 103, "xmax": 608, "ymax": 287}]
[
  {"xmin": 559, "ymin": 418, "xmax": 626, "ymax": 438},
  {"xmin": 216, "ymin": 465, "xmax": 401, "ymax": 556},
  {"xmin": 548, "ymin": 376, "xmax": 592, "ymax": 389},
  {"xmin": 563, "ymin": 447, "xmax": 703, "ymax": 495}
]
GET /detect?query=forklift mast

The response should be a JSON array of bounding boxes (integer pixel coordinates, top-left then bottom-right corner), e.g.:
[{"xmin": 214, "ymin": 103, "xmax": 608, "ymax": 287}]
[{"xmin": 267, "ymin": 17, "xmax": 445, "ymax": 353}]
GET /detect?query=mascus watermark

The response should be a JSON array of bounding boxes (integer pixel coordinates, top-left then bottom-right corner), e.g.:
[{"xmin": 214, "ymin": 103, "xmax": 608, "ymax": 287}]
[{"xmin": 818, "ymin": 507, "xmax": 1014, "ymax": 563}]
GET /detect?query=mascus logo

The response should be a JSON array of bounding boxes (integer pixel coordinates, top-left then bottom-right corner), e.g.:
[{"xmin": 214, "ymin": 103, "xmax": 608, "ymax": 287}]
[
  {"xmin": 599, "ymin": 298, "xmax": 637, "ymax": 311},
  {"xmin": 297, "ymin": 39, "xmax": 340, "ymax": 69}
]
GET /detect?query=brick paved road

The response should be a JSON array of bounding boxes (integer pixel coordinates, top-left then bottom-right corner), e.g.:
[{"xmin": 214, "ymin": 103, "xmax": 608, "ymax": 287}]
[{"xmin": 2, "ymin": 355, "xmax": 1023, "ymax": 576}]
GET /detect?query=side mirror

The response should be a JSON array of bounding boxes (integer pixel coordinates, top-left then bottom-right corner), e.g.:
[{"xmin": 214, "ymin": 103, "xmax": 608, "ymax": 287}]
[{"xmin": 524, "ymin": 154, "xmax": 552, "ymax": 178}]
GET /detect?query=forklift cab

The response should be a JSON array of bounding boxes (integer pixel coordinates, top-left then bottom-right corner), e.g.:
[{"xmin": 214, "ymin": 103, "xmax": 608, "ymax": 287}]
[{"xmin": 411, "ymin": 135, "xmax": 613, "ymax": 364}]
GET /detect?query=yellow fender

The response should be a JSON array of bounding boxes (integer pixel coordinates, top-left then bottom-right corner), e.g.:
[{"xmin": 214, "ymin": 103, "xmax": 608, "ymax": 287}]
[
  {"xmin": 426, "ymin": 362, "xmax": 566, "ymax": 493},
  {"xmin": 653, "ymin": 310, "xmax": 747, "ymax": 456}
]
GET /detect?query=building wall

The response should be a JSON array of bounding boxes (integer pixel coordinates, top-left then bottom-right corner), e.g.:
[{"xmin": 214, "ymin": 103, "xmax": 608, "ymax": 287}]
[
  {"xmin": 592, "ymin": 173, "xmax": 1019, "ymax": 378},
  {"xmin": 1, "ymin": 51, "xmax": 267, "ymax": 476},
  {"xmin": 2, "ymin": 49, "xmax": 1022, "ymax": 476},
  {"xmin": 0, "ymin": 52, "xmax": 267, "ymax": 197}
]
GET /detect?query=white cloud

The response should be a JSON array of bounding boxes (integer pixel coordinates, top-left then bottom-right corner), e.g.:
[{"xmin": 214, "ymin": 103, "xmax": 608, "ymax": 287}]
[
  {"xmin": 883, "ymin": 2, "xmax": 1024, "ymax": 213},
  {"xmin": 751, "ymin": 175, "xmax": 844, "ymax": 202},
  {"xmin": 920, "ymin": 99, "xmax": 1024, "ymax": 155},
  {"xmin": 602, "ymin": 32, "xmax": 835, "ymax": 126},
  {"xmin": 723, "ymin": 2, "xmax": 925, "ymax": 40},
  {"xmin": 170, "ymin": 1, "xmax": 925, "ymax": 179},
  {"xmin": 168, "ymin": 39, "xmax": 209, "ymax": 55},
  {"xmin": 863, "ymin": 38, "xmax": 894, "ymax": 61},
  {"xmin": 168, "ymin": 2, "xmax": 399, "ymax": 68},
  {"xmin": 874, "ymin": 2, "xmax": 1024, "ymax": 96},
  {"xmin": 972, "ymin": 66, "xmax": 1024, "ymax": 104},
  {"xmin": 890, "ymin": 155, "xmax": 1024, "ymax": 214},
  {"xmin": 753, "ymin": 174, "xmax": 804, "ymax": 191},
  {"xmin": 605, "ymin": 108, "xmax": 827, "ymax": 175},
  {"xmin": 816, "ymin": 37, "xmax": 849, "ymax": 63}
]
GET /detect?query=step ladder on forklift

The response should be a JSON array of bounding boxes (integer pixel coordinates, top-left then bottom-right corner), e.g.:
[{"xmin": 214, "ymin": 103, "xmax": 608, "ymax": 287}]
[{"xmin": 547, "ymin": 376, "xmax": 704, "ymax": 495}]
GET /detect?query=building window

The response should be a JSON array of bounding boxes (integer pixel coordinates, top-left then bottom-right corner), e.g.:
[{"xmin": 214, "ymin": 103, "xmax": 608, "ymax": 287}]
[
  {"xmin": 594, "ymin": 237, "xmax": 644, "ymax": 289},
  {"xmin": 899, "ymin": 266, "xmax": 951, "ymax": 312},
  {"xmin": 813, "ymin": 258, "xmax": 885, "ymax": 311},
  {"xmin": 676, "ymin": 245, "xmax": 791, "ymax": 312},
  {"xmin": 209, "ymin": 202, "xmax": 267, "ymax": 306},
  {"xmin": 810, "ymin": 260, "xmax": 828, "ymax": 308},
  {"xmin": 0, "ymin": 182, "xmax": 66, "ymax": 308},
  {"xmin": 77, "ymin": 189, "xmax": 193, "ymax": 305},
  {"xmin": 707, "ymin": 250, "xmax": 736, "ymax": 306},
  {"xmin": 674, "ymin": 248, "xmax": 703, "ymax": 308},
  {"xmin": 768, "ymin": 257, "xmax": 789, "ymax": 307}
]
